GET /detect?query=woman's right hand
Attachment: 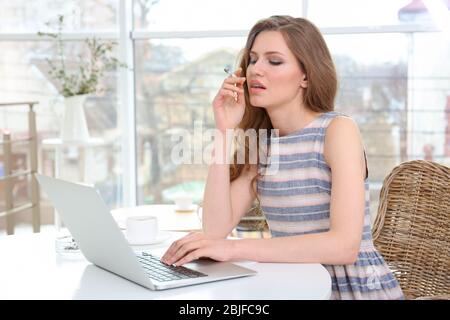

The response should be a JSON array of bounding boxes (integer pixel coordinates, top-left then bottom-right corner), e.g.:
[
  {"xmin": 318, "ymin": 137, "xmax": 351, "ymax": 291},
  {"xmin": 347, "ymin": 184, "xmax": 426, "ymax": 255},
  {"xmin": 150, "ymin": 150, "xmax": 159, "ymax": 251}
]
[{"xmin": 212, "ymin": 67, "xmax": 246, "ymax": 133}]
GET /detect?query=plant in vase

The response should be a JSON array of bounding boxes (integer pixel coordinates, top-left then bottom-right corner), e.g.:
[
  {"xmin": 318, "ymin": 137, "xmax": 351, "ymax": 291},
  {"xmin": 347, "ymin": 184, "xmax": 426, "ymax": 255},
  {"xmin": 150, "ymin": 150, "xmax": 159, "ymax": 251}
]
[{"xmin": 38, "ymin": 15, "xmax": 126, "ymax": 142}]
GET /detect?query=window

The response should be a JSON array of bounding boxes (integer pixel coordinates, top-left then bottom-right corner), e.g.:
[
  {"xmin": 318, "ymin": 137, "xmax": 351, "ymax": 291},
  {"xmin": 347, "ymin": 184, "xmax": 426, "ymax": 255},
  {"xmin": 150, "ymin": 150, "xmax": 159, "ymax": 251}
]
[
  {"xmin": 1, "ymin": 0, "xmax": 449, "ymax": 227},
  {"xmin": 134, "ymin": 37, "xmax": 244, "ymax": 204},
  {"xmin": 408, "ymin": 32, "xmax": 450, "ymax": 164},
  {"xmin": 0, "ymin": 3, "xmax": 123, "ymax": 210},
  {"xmin": 325, "ymin": 33, "xmax": 409, "ymax": 184},
  {"xmin": 0, "ymin": 0, "xmax": 118, "ymax": 32},
  {"xmin": 133, "ymin": 0, "xmax": 302, "ymax": 31},
  {"xmin": 308, "ymin": 0, "xmax": 415, "ymax": 28}
]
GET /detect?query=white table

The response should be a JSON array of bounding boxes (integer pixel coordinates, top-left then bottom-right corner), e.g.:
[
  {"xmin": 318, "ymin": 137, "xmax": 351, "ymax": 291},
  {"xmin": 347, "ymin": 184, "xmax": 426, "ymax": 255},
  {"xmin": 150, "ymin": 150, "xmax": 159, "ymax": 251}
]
[{"xmin": 0, "ymin": 232, "xmax": 332, "ymax": 300}]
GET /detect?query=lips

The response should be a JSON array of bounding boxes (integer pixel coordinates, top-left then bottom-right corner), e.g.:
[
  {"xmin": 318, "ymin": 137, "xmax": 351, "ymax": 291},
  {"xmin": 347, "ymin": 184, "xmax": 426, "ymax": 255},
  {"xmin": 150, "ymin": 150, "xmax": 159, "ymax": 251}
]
[
  {"xmin": 249, "ymin": 80, "xmax": 266, "ymax": 89},
  {"xmin": 249, "ymin": 80, "xmax": 266, "ymax": 94}
]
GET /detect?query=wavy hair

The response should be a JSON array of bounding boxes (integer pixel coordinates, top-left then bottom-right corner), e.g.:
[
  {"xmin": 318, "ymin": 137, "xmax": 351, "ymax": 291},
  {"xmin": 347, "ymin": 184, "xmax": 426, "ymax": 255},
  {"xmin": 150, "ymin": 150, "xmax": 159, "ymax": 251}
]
[{"xmin": 230, "ymin": 15, "xmax": 337, "ymax": 198}]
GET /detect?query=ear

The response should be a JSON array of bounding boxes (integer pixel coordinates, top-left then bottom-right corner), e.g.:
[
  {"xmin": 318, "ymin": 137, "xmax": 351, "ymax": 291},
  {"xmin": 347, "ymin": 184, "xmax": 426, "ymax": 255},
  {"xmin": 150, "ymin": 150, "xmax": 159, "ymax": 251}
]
[{"xmin": 300, "ymin": 74, "xmax": 308, "ymax": 89}]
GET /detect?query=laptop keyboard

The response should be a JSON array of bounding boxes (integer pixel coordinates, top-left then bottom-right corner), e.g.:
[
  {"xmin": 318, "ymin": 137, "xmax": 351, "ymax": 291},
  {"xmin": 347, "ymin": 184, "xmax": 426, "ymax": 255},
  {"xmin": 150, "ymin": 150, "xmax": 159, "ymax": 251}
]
[{"xmin": 137, "ymin": 252, "xmax": 207, "ymax": 282}]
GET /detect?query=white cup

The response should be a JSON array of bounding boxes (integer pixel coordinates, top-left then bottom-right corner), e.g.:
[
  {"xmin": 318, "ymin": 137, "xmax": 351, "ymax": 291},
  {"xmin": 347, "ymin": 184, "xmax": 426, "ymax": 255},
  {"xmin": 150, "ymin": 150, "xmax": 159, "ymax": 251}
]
[
  {"xmin": 174, "ymin": 194, "xmax": 193, "ymax": 211},
  {"xmin": 126, "ymin": 215, "xmax": 158, "ymax": 245}
]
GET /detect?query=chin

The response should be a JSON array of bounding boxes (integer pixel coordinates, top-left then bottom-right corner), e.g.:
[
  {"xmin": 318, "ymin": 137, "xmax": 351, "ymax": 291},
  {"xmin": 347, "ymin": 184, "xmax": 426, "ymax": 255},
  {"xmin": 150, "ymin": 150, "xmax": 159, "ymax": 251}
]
[{"xmin": 249, "ymin": 97, "xmax": 268, "ymax": 109}]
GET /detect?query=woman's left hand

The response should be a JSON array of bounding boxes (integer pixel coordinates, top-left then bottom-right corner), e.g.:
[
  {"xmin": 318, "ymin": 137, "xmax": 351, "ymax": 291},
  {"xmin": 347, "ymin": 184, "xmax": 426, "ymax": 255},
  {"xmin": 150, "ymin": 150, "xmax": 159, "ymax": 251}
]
[{"xmin": 160, "ymin": 232, "xmax": 236, "ymax": 266}]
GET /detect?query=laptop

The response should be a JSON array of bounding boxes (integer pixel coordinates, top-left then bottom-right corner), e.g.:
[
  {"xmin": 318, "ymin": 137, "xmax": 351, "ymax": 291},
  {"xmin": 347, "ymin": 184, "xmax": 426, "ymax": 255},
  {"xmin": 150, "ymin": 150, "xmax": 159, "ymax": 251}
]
[{"xmin": 35, "ymin": 174, "xmax": 257, "ymax": 290}]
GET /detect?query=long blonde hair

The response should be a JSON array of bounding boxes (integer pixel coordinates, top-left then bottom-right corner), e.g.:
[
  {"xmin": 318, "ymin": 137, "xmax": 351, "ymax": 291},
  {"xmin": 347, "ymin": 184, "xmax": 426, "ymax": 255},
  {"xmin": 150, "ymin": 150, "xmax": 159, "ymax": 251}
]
[{"xmin": 230, "ymin": 16, "xmax": 338, "ymax": 195}]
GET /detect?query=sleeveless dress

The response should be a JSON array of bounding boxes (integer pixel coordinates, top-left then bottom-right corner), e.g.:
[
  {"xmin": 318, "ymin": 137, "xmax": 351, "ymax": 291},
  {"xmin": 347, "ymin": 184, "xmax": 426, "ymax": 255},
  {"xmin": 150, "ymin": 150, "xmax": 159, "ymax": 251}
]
[{"xmin": 257, "ymin": 111, "xmax": 404, "ymax": 300}]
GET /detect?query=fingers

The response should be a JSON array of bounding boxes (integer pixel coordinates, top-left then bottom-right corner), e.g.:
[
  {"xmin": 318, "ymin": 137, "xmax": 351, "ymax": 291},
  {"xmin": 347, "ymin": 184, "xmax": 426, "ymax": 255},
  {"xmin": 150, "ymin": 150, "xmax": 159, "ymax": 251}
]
[
  {"xmin": 218, "ymin": 88, "xmax": 238, "ymax": 101},
  {"xmin": 167, "ymin": 239, "xmax": 207, "ymax": 266},
  {"xmin": 213, "ymin": 70, "xmax": 246, "ymax": 106},
  {"xmin": 224, "ymin": 76, "xmax": 246, "ymax": 86},
  {"xmin": 174, "ymin": 248, "xmax": 207, "ymax": 266},
  {"xmin": 161, "ymin": 232, "xmax": 203, "ymax": 264},
  {"xmin": 219, "ymin": 83, "xmax": 244, "ymax": 103},
  {"xmin": 161, "ymin": 232, "xmax": 200, "ymax": 263},
  {"xmin": 222, "ymin": 83, "xmax": 244, "ymax": 93},
  {"xmin": 161, "ymin": 232, "xmax": 197, "ymax": 262}
]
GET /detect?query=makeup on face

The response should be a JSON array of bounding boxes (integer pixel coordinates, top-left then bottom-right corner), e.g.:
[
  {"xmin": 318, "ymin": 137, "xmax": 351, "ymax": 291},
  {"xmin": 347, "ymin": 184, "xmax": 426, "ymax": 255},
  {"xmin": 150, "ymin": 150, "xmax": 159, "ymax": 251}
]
[
  {"xmin": 246, "ymin": 52, "xmax": 282, "ymax": 95},
  {"xmin": 246, "ymin": 31, "xmax": 306, "ymax": 111},
  {"xmin": 248, "ymin": 79, "xmax": 267, "ymax": 95}
]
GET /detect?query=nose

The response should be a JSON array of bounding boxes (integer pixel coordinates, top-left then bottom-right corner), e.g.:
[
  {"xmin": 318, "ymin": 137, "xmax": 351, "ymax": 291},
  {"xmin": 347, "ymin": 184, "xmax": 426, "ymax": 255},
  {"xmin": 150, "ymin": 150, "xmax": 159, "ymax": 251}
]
[{"xmin": 247, "ymin": 60, "xmax": 264, "ymax": 77}]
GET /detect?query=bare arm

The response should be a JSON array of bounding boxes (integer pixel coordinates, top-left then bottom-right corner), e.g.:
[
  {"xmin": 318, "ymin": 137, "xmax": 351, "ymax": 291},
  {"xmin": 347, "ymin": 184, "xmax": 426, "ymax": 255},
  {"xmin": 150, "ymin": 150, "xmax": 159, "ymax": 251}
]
[
  {"xmin": 162, "ymin": 116, "xmax": 368, "ymax": 266},
  {"xmin": 202, "ymin": 136, "xmax": 257, "ymax": 238},
  {"xmin": 232, "ymin": 117, "xmax": 366, "ymax": 265},
  {"xmin": 201, "ymin": 67, "xmax": 254, "ymax": 238}
]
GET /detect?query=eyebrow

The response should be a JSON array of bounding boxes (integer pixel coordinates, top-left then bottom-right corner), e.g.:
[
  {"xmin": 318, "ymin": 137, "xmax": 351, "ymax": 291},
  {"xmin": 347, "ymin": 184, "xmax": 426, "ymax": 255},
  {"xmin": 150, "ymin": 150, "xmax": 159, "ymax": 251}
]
[{"xmin": 249, "ymin": 51, "xmax": 285, "ymax": 56}]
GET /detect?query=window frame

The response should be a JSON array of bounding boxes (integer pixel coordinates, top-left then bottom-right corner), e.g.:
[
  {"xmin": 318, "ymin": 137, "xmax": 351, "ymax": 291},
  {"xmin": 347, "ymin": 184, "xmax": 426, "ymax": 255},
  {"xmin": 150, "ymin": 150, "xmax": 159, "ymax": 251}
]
[{"xmin": 0, "ymin": 0, "xmax": 445, "ymax": 207}]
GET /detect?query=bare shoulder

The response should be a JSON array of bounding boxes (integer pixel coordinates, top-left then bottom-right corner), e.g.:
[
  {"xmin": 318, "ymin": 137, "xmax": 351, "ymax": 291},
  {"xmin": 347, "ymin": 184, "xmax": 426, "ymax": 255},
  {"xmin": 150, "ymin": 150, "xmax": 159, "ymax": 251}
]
[
  {"xmin": 324, "ymin": 116, "xmax": 365, "ymax": 166},
  {"xmin": 327, "ymin": 115, "xmax": 361, "ymax": 136}
]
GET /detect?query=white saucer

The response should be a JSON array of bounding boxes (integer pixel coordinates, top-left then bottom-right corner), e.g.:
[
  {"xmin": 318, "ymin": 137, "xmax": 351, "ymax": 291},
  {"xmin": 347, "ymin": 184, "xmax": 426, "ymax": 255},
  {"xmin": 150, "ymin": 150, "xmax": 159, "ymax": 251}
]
[
  {"xmin": 175, "ymin": 204, "xmax": 198, "ymax": 212},
  {"xmin": 124, "ymin": 231, "xmax": 172, "ymax": 246}
]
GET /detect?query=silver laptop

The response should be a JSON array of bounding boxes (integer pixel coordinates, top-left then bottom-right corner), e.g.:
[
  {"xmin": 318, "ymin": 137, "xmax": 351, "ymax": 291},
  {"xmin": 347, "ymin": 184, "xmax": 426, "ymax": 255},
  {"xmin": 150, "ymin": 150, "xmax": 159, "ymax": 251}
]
[{"xmin": 35, "ymin": 174, "xmax": 257, "ymax": 290}]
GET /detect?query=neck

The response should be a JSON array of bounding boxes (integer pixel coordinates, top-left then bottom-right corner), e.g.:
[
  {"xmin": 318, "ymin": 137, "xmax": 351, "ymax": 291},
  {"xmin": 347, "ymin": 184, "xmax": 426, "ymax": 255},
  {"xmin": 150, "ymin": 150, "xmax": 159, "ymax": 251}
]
[{"xmin": 266, "ymin": 100, "xmax": 322, "ymax": 137}]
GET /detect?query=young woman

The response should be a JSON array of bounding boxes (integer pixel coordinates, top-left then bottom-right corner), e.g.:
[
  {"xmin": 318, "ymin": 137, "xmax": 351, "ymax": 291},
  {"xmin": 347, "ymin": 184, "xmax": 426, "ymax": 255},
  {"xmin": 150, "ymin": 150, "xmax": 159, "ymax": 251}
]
[{"xmin": 161, "ymin": 15, "xmax": 404, "ymax": 300}]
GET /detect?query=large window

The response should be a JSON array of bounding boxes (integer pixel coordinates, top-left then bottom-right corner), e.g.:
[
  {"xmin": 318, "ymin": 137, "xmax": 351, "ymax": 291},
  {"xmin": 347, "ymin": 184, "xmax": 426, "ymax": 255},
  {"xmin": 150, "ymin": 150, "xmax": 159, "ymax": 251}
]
[
  {"xmin": 308, "ymin": 0, "xmax": 418, "ymax": 28},
  {"xmin": 134, "ymin": 37, "xmax": 244, "ymax": 204},
  {"xmin": 326, "ymin": 33, "xmax": 409, "ymax": 182},
  {"xmin": 0, "ymin": 0, "xmax": 118, "ymax": 32},
  {"xmin": 324, "ymin": 34, "xmax": 409, "ymax": 218},
  {"xmin": 408, "ymin": 32, "xmax": 450, "ymax": 165},
  {"xmin": 133, "ymin": 0, "xmax": 302, "ymax": 31},
  {"xmin": 0, "ymin": 1, "xmax": 123, "ymax": 233},
  {"xmin": 132, "ymin": 1, "xmax": 450, "ymax": 223},
  {"xmin": 1, "ymin": 0, "xmax": 449, "ymax": 231}
]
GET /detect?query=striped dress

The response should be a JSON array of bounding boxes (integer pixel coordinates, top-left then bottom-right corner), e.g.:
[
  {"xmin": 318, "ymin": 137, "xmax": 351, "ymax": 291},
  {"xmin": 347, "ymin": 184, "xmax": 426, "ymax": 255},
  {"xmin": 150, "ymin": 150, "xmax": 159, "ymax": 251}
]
[{"xmin": 257, "ymin": 111, "xmax": 404, "ymax": 300}]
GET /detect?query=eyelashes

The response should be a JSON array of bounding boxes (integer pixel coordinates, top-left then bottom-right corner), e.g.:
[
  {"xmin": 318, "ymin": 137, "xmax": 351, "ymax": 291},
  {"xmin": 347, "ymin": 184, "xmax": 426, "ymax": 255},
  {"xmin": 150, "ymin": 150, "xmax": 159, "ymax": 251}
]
[
  {"xmin": 248, "ymin": 59, "xmax": 283, "ymax": 66},
  {"xmin": 269, "ymin": 61, "xmax": 283, "ymax": 65}
]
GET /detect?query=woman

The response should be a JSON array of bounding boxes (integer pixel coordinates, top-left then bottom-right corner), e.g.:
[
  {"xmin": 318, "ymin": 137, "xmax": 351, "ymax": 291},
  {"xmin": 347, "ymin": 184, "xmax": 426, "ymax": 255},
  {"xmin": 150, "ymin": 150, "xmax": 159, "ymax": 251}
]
[{"xmin": 161, "ymin": 15, "xmax": 404, "ymax": 300}]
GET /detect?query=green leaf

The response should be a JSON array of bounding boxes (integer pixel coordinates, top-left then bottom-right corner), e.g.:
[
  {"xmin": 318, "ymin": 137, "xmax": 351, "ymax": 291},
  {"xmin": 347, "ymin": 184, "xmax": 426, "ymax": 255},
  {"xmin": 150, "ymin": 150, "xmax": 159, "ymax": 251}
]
[{"xmin": 38, "ymin": 14, "xmax": 126, "ymax": 97}]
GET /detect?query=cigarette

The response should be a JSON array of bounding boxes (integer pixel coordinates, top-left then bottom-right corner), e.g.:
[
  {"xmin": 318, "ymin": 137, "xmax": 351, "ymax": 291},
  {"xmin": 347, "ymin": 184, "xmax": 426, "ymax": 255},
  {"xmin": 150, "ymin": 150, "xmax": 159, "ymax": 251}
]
[{"xmin": 224, "ymin": 67, "xmax": 237, "ymax": 78}]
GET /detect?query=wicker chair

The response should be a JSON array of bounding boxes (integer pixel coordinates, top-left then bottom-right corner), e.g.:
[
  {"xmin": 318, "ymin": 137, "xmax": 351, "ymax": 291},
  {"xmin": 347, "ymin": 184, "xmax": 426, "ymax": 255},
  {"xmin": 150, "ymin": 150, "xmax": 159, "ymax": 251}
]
[{"xmin": 372, "ymin": 160, "xmax": 450, "ymax": 300}]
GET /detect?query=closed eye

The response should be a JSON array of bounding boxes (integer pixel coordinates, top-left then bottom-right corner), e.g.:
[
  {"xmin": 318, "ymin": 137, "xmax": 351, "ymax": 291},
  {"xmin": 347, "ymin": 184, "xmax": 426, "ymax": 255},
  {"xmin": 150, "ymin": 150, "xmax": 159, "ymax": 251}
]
[
  {"xmin": 269, "ymin": 61, "xmax": 282, "ymax": 65},
  {"xmin": 249, "ymin": 58, "xmax": 283, "ymax": 66}
]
